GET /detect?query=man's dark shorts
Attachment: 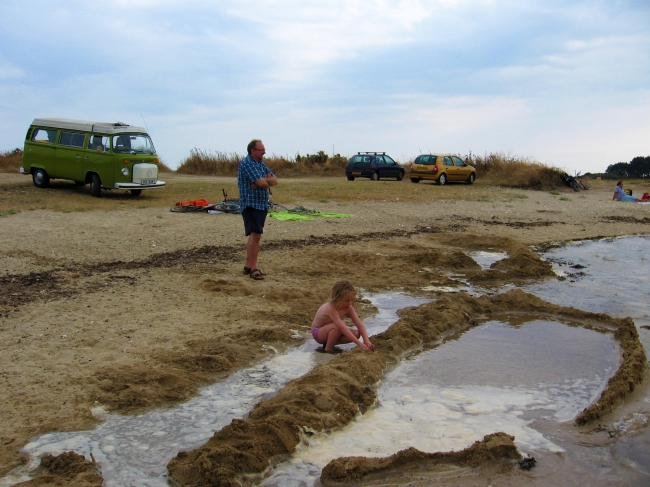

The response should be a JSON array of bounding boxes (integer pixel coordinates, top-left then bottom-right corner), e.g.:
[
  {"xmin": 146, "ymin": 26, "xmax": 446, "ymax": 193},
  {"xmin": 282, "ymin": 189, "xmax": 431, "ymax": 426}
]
[{"xmin": 242, "ymin": 207, "xmax": 267, "ymax": 236}]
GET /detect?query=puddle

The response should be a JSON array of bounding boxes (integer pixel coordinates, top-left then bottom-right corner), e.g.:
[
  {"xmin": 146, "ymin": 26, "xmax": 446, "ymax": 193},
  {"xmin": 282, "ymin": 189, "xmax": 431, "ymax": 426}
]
[
  {"xmin": 467, "ymin": 250, "xmax": 508, "ymax": 269},
  {"xmin": 258, "ymin": 316, "xmax": 620, "ymax": 486},
  {"xmin": 0, "ymin": 293, "xmax": 428, "ymax": 487},
  {"xmin": 3, "ymin": 236, "xmax": 649, "ymax": 486}
]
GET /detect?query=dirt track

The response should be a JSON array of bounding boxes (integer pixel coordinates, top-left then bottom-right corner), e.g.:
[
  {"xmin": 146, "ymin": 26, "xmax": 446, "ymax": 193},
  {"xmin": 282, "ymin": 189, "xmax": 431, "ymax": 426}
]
[{"xmin": 1, "ymin": 175, "xmax": 649, "ymax": 484}]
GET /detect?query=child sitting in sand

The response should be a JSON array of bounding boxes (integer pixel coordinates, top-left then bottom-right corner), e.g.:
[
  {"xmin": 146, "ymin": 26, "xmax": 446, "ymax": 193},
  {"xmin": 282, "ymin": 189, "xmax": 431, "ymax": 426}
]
[{"xmin": 311, "ymin": 280, "xmax": 375, "ymax": 353}]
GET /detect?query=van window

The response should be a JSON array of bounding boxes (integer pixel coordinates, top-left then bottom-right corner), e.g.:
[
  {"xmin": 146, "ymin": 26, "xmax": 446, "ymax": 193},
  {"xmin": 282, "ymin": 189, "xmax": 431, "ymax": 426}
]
[
  {"xmin": 59, "ymin": 132, "xmax": 86, "ymax": 148},
  {"xmin": 32, "ymin": 128, "xmax": 57, "ymax": 144},
  {"xmin": 112, "ymin": 134, "xmax": 155, "ymax": 154},
  {"xmin": 88, "ymin": 135, "xmax": 110, "ymax": 152}
]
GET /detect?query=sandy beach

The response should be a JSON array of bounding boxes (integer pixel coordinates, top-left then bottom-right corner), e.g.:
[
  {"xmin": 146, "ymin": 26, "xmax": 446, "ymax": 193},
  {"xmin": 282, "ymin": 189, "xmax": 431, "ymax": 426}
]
[{"xmin": 1, "ymin": 173, "xmax": 649, "ymax": 486}]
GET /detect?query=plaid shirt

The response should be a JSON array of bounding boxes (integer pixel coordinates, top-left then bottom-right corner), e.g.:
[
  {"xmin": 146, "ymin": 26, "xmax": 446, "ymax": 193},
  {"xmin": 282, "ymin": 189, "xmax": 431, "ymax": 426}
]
[{"xmin": 238, "ymin": 154, "xmax": 274, "ymax": 210}]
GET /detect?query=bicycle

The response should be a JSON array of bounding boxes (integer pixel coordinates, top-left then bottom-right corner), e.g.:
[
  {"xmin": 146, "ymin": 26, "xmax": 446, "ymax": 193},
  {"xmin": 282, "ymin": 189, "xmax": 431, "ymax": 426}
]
[
  {"xmin": 211, "ymin": 189, "xmax": 241, "ymax": 214},
  {"xmin": 267, "ymin": 189, "xmax": 287, "ymax": 212},
  {"xmin": 170, "ymin": 198, "xmax": 213, "ymax": 213}
]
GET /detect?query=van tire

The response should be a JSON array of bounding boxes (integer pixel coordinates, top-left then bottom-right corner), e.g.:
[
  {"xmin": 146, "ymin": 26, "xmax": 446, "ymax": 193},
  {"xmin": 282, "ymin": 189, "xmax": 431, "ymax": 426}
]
[
  {"xmin": 396, "ymin": 171, "xmax": 404, "ymax": 181},
  {"xmin": 438, "ymin": 173, "xmax": 447, "ymax": 185},
  {"xmin": 90, "ymin": 174, "xmax": 102, "ymax": 197},
  {"xmin": 33, "ymin": 169, "xmax": 50, "ymax": 188},
  {"xmin": 371, "ymin": 171, "xmax": 379, "ymax": 181},
  {"xmin": 410, "ymin": 178, "xmax": 420, "ymax": 183},
  {"xmin": 130, "ymin": 189, "xmax": 142, "ymax": 196}
]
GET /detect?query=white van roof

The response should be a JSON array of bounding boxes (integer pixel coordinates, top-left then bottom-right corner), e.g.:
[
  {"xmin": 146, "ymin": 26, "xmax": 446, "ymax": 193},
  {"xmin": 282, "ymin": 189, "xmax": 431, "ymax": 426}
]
[{"xmin": 31, "ymin": 118, "xmax": 149, "ymax": 135}]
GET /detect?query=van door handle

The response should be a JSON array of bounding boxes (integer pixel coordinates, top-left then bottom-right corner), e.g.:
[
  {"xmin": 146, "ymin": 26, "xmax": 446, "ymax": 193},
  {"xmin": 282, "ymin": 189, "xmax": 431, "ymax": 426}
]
[
  {"xmin": 76, "ymin": 155, "xmax": 81, "ymax": 159},
  {"xmin": 84, "ymin": 157, "xmax": 89, "ymax": 160}
]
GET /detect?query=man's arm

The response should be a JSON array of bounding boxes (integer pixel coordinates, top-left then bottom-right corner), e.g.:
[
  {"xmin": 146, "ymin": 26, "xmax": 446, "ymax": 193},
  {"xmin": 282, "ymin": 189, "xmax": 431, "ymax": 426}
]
[{"xmin": 252, "ymin": 173, "xmax": 278, "ymax": 189}]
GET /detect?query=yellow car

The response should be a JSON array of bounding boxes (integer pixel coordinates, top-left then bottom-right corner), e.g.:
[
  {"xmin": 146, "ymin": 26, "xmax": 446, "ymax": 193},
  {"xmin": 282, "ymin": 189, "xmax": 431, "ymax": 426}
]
[{"xmin": 409, "ymin": 154, "xmax": 476, "ymax": 185}]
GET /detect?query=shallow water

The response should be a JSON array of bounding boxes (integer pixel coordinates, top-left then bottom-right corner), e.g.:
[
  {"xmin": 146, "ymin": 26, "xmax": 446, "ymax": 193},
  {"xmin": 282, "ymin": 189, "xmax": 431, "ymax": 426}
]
[
  {"xmin": 258, "ymin": 317, "xmax": 619, "ymax": 486},
  {"xmin": 2, "ymin": 237, "xmax": 649, "ymax": 486},
  {"xmin": 0, "ymin": 293, "xmax": 428, "ymax": 487}
]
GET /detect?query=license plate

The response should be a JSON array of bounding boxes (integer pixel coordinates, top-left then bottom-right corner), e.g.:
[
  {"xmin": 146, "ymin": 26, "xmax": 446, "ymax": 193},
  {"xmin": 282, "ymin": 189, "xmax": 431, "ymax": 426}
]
[
  {"xmin": 352, "ymin": 172, "xmax": 361, "ymax": 175},
  {"xmin": 141, "ymin": 179, "xmax": 156, "ymax": 184}
]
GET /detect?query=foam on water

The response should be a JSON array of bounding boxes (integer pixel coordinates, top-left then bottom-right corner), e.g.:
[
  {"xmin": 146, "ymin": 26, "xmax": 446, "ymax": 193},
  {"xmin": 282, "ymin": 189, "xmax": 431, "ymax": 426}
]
[
  {"xmin": 0, "ymin": 293, "xmax": 427, "ymax": 487},
  {"xmin": 259, "ymin": 318, "xmax": 619, "ymax": 486}
]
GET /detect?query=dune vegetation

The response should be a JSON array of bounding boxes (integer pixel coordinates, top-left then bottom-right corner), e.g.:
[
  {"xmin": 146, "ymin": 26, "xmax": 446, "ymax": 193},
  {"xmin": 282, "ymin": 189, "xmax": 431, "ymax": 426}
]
[{"xmin": 176, "ymin": 148, "xmax": 573, "ymax": 190}]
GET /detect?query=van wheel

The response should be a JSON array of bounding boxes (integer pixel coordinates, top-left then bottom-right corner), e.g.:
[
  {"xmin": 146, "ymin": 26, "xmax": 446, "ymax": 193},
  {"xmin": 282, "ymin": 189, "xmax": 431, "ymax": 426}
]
[
  {"xmin": 410, "ymin": 178, "xmax": 420, "ymax": 183},
  {"xmin": 130, "ymin": 189, "xmax": 142, "ymax": 196},
  {"xmin": 33, "ymin": 169, "xmax": 50, "ymax": 188},
  {"xmin": 90, "ymin": 174, "xmax": 102, "ymax": 197},
  {"xmin": 347, "ymin": 176, "xmax": 355, "ymax": 181},
  {"xmin": 438, "ymin": 173, "xmax": 447, "ymax": 185},
  {"xmin": 396, "ymin": 172, "xmax": 404, "ymax": 181},
  {"xmin": 467, "ymin": 173, "xmax": 475, "ymax": 184},
  {"xmin": 371, "ymin": 172, "xmax": 379, "ymax": 181}
]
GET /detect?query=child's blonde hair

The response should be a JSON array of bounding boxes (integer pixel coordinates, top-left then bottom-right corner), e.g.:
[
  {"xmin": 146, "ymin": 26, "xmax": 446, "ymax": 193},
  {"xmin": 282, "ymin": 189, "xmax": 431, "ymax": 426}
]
[{"xmin": 329, "ymin": 280, "xmax": 356, "ymax": 308}]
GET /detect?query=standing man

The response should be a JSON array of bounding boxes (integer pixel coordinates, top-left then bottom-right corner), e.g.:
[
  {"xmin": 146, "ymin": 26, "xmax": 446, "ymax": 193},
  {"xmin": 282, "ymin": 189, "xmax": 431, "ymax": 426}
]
[{"xmin": 238, "ymin": 139, "xmax": 278, "ymax": 280}]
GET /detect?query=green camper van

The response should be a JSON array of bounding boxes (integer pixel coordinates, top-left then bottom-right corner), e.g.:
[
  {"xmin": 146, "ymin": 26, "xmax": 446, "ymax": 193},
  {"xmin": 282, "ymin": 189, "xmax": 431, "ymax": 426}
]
[{"xmin": 21, "ymin": 118, "xmax": 165, "ymax": 197}]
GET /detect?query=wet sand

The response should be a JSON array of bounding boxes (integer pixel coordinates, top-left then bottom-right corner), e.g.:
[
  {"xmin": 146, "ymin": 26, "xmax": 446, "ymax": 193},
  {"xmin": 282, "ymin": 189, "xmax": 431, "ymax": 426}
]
[{"xmin": 1, "ymin": 174, "xmax": 649, "ymax": 485}]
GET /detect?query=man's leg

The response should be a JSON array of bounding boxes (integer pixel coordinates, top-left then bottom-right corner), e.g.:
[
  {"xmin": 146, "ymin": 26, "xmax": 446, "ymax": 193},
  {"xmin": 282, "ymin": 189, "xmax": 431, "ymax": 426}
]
[{"xmin": 246, "ymin": 232, "xmax": 262, "ymax": 270}]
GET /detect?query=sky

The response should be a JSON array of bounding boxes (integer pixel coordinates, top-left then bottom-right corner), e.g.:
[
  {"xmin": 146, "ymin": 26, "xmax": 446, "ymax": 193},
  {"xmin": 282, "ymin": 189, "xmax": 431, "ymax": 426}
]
[{"xmin": 1, "ymin": 0, "xmax": 649, "ymax": 174}]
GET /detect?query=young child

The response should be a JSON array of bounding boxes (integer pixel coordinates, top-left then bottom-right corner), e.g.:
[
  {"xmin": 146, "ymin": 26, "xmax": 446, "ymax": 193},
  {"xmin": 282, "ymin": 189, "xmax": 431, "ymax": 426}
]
[{"xmin": 311, "ymin": 280, "xmax": 375, "ymax": 353}]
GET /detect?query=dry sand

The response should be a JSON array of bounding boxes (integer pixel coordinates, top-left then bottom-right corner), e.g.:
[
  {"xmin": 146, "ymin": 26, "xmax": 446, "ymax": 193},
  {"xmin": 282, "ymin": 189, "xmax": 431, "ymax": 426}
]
[{"xmin": 1, "ymin": 174, "xmax": 649, "ymax": 485}]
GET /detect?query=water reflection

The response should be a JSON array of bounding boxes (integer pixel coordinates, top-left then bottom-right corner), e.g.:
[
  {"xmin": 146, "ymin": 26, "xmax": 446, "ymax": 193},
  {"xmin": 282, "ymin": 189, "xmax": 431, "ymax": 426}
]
[{"xmin": 260, "ymin": 316, "xmax": 619, "ymax": 486}]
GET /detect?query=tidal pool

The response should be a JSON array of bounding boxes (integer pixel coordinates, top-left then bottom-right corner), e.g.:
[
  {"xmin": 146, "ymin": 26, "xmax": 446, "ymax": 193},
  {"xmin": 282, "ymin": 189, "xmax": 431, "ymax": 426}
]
[
  {"xmin": 258, "ymin": 316, "xmax": 620, "ymax": 486},
  {"xmin": 0, "ymin": 293, "xmax": 428, "ymax": 487},
  {"xmin": 2, "ymin": 237, "xmax": 648, "ymax": 487}
]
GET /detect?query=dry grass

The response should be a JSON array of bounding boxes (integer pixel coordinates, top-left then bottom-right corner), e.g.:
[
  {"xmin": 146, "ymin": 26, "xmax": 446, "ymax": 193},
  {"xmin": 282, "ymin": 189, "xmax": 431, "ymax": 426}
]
[
  {"xmin": 177, "ymin": 149, "xmax": 347, "ymax": 177},
  {"xmin": 0, "ymin": 149, "xmax": 23, "ymax": 173},
  {"xmin": 0, "ymin": 172, "xmax": 617, "ymax": 216},
  {"xmin": 179, "ymin": 149, "xmax": 572, "ymax": 190}
]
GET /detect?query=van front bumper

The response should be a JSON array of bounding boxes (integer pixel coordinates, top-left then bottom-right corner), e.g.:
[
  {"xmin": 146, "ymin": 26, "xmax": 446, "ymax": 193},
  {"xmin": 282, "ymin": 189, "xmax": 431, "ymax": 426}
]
[
  {"xmin": 114, "ymin": 181, "xmax": 166, "ymax": 190},
  {"xmin": 20, "ymin": 167, "xmax": 28, "ymax": 174}
]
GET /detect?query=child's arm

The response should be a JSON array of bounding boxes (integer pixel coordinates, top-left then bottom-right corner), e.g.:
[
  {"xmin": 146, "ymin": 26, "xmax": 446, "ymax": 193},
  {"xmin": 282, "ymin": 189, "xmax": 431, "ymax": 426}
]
[
  {"xmin": 348, "ymin": 306, "xmax": 374, "ymax": 350},
  {"xmin": 328, "ymin": 308, "xmax": 367, "ymax": 348}
]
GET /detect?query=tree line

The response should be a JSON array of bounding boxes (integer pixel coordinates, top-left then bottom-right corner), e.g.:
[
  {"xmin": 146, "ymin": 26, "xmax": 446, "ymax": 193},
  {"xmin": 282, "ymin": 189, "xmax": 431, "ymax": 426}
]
[{"xmin": 606, "ymin": 156, "xmax": 650, "ymax": 178}]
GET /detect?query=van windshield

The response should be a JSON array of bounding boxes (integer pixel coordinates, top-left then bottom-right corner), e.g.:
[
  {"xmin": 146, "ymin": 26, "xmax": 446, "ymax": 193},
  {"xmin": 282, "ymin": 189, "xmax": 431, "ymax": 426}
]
[{"xmin": 112, "ymin": 134, "xmax": 155, "ymax": 154}]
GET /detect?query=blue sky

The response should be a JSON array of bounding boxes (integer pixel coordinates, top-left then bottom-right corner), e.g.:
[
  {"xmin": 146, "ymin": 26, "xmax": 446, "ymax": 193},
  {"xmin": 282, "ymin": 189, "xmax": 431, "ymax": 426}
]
[{"xmin": 1, "ymin": 0, "xmax": 648, "ymax": 174}]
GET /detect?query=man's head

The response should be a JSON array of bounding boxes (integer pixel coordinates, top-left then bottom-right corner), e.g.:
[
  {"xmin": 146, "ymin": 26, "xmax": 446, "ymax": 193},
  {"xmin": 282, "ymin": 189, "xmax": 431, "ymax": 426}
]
[{"xmin": 247, "ymin": 139, "xmax": 266, "ymax": 162}]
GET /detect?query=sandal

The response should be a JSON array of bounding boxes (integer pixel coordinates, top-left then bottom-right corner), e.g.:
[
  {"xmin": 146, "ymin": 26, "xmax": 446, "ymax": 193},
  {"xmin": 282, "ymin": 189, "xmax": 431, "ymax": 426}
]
[
  {"xmin": 249, "ymin": 268, "xmax": 265, "ymax": 280},
  {"xmin": 244, "ymin": 267, "xmax": 266, "ymax": 276}
]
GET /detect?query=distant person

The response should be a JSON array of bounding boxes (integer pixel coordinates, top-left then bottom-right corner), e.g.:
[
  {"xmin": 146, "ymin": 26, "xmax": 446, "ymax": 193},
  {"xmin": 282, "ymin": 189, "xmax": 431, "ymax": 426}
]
[
  {"xmin": 311, "ymin": 280, "xmax": 375, "ymax": 353},
  {"xmin": 237, "ymin": 139, "xmax": 278, "ymax": 280},
  {"xmin": 613, "ymin": 181, "xmax": 644, "ymax": 202}
]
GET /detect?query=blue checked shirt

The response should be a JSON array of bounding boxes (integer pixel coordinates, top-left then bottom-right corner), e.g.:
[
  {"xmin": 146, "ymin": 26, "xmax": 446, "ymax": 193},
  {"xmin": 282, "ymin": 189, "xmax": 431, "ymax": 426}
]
[{"xmin": 238, "ymin": 154, "xmax": 275, "ymax": 211}]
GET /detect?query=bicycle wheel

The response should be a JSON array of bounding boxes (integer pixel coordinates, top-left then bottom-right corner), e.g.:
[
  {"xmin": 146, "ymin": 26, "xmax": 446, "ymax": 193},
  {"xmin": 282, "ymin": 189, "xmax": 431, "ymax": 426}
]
[
  {"xmin": 170, "ymin": 205, "xmax": 200, "ymax": 213},
  {"xmin": 579, "ymin": 179, "xmax": 590, "ymax": 190},
  {"xmin": 269, "ymin": 203, "xmax": 287, "ymax": 212},
  {"xmin": 214, "ymin": 202, "xmax": 241, "ymax": 214},
  {"xmin": 570, "ymin": 180, "xmax": 581, "ymax": 192}
]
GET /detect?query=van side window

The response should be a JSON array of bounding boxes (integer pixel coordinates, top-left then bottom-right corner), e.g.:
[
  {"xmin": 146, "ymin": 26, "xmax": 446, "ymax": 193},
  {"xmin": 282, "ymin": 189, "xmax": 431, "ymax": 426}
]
[
  {"xmin": 59, "ymin": 132, "xmax": 86, "ymax": 148},
  {"xmin": 88, "ymin": 135, "xmax": 110, "ymax": 152},
  {"xmin": 443, "ymin": 156, "xmax": 454, "ymax": 166},
  {"xmin": 32, "ymin": 128, "xmax": 57, "ymax": 144}
]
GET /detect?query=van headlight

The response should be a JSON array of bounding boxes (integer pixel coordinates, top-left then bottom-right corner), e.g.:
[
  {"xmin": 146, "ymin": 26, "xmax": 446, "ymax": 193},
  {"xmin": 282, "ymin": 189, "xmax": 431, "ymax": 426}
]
[{"xmin": 121, "ymin": 167, "xmax": 130, "ymax": 176}]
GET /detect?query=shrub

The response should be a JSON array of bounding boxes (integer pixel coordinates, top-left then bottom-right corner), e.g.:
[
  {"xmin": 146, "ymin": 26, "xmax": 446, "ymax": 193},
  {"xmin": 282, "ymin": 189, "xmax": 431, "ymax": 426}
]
[
  {"xmin": 0, "ymin": 148, "xmax": 23, "ymax": 173},
  {"xmin": 176, "ymin": 149, "xmax": 348, "ymax": 177},
  {"xmin": 462, "ymin": 151, "xmax": 566, "ymax": 190}
]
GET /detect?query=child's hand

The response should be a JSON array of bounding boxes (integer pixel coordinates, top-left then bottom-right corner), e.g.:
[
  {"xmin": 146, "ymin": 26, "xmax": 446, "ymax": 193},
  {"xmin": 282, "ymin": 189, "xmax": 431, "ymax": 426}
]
[{"xmin": 363, "ymin": 341, "xmax": 375, "ymax": 351}]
